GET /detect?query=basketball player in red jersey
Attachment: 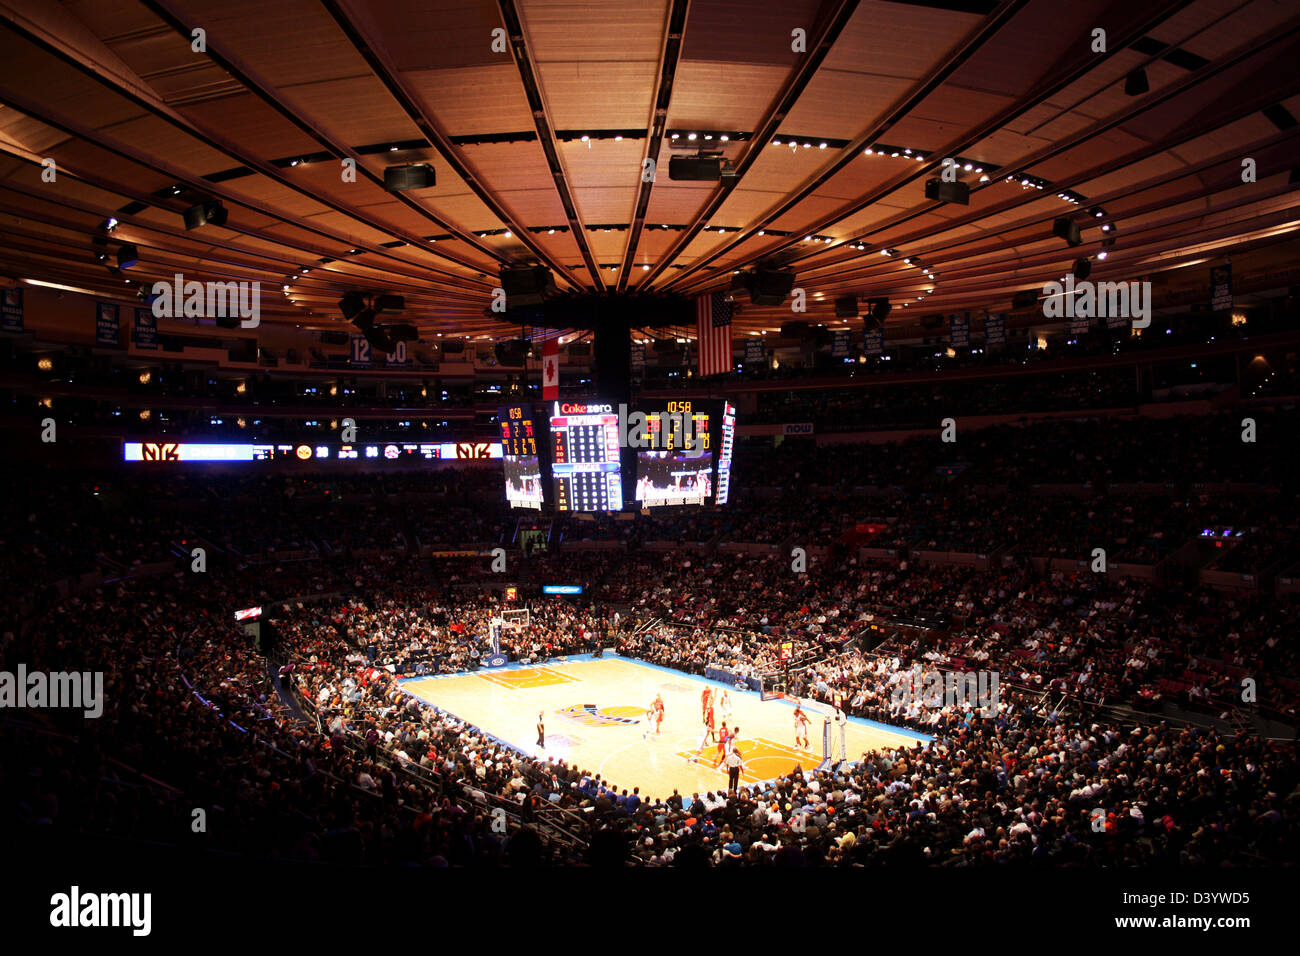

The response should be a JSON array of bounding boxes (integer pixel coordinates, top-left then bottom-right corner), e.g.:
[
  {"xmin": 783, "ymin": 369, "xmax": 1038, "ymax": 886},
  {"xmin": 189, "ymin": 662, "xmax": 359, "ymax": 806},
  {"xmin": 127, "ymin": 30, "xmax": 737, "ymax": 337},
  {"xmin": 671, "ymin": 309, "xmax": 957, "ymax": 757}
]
[
  {"xmin": 701, "ymin": 686, "xmax": 712, "ymax": 721},
  {"xmin": 713, "ymin": 723, "xmax": 731, "ymax": 768},
  {"xmin": 653, "ymin": 693, "xmax": 665, "ymax": 734}
]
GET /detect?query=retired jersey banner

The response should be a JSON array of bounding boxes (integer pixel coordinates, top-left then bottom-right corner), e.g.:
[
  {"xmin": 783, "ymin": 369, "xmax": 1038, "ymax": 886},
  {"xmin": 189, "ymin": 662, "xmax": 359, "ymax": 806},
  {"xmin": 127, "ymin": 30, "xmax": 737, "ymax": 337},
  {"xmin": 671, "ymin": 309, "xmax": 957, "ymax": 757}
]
[
  {"xmin": 96, "ymin": 302, "xmax": 120, "ymax": 347},
  {"xmin": 984, "ymin": 313, "xmax": 1005, "ymax": 348},
  {"xmin": 949, "ymin": 312, "xmax": 970, "ymax": 348},
  {"xmin": 630, "ymin": 341, "xmax": 645, "ymax": 368},
  {"xmin": 1, "ymin": 287, "xmax": 22, "ymax": 333},
  {"xmin": 744, "ymin": 338, "xmax": 766, "ymax": 364},
  {"xmin": 863, "ymin": 328, "xmax": 884, "ymax": 354},
  {"xmin": 349, "ymin": 335, "xmax": 373, "ymax": 365},
  {"xmin": 133, "ymin": 307, "xmax": 157, "ymax": 349},
  {"xmin": 385, "ymin": 341, "xmax": 409, "ymax": 365}
]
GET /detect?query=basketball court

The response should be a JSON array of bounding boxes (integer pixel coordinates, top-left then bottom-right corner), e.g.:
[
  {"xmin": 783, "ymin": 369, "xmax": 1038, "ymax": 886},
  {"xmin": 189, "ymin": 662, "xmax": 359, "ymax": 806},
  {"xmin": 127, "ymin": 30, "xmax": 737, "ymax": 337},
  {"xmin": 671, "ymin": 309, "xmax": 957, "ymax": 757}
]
[{"xmin": 400, "ymin": 654, "xmax": 929, "ymax": 801}]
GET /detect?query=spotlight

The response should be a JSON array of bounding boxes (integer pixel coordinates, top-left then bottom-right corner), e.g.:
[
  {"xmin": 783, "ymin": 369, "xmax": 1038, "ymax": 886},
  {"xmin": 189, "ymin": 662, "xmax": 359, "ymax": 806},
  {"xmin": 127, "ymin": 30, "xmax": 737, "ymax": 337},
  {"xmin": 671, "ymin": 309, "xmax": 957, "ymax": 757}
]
[
  {"xmin": 1073, "ymin": 257, "xmax": 1092, "ymax": 280},
  {"xmin": 116, "ymin": 244, "xmax": 139, "ymax": 269}
]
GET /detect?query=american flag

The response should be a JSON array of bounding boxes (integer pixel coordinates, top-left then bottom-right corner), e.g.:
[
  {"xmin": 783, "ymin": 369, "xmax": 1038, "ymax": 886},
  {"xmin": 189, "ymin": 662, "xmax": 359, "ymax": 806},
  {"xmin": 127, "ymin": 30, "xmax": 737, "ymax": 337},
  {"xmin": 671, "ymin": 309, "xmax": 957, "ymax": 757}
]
[{"xmin": 696, "ymin": 291, "xmax": 734, "ymax": 377}]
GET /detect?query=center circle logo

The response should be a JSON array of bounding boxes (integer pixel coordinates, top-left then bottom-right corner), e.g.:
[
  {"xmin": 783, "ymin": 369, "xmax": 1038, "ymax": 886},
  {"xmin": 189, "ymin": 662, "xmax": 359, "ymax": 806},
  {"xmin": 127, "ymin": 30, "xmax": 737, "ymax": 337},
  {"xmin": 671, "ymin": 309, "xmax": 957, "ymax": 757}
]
[{"xmin": 558, "ymin": 704, "xmax": 642, "ymax": 726}]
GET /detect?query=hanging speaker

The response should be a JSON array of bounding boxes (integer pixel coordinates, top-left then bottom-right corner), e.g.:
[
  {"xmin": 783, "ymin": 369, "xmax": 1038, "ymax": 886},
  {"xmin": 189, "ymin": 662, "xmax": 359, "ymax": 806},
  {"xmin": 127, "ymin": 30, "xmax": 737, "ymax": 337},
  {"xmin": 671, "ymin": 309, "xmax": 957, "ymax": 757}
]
[
  {"xmin": 1052, "ymin": 218, "xmax": 1082, "ymax": 246},
  {"xmin": 924, "ymin": 179, "xmax": 970, "ymax": 205},
  {"xmin": 384, "ymin": 164, "xmax": 435, "ymax": 191},
  {"xmin": 499, "ymin": 265, "xmax": 555, "ymax": 306}
]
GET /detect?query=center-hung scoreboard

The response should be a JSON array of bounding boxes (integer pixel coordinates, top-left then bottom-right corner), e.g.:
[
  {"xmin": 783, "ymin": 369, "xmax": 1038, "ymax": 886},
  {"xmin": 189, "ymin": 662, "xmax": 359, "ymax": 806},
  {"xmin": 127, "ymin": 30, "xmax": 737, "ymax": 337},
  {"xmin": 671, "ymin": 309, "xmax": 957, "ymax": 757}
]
[{"xmin": 496, "ymin": 398, "xmax": 735, "ymax": 513}]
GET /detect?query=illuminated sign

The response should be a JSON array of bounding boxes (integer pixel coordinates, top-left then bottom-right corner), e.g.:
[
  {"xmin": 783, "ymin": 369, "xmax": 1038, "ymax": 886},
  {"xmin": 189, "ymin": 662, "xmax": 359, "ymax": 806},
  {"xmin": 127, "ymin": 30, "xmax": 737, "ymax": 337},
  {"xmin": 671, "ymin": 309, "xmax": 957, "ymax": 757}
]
[
  {"xmin": 456, "ymin": 442, "xmax": 495, "ymax": 459},
  {"xmin": 125, "ymin": 443, "xmax": 254, "ymax": 462},
  {"xmin": 125, "ymin": 441, "xmax": 503, "ymax": 462},
  {"xmin": 542, "ymin": 585, "xmax": 583, "ymax": 595},
  {"xmin": 557, "ymin": 401, "xmax": 612, "ymax": 415},
  {"xmin": 234, "ymin": 606, "xmax": 262, "ymax": 621}
]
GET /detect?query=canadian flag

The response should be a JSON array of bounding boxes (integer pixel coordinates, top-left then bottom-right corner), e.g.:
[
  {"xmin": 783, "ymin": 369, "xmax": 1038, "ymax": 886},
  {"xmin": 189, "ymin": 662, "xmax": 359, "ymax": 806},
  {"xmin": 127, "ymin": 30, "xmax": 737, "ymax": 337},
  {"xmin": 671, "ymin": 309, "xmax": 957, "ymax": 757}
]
[{"xmin": 542, "ymin": 335, "xmax": 559, "ymax": 400}]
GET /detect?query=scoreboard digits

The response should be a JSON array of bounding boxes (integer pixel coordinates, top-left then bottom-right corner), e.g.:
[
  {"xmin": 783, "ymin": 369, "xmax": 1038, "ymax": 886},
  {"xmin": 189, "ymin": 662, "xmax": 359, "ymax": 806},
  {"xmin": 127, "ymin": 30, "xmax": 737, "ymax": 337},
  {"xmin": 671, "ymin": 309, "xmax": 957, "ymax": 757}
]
[{"xmin": 499, "ymin": 404, "xmax": 538, "ymax": 457}]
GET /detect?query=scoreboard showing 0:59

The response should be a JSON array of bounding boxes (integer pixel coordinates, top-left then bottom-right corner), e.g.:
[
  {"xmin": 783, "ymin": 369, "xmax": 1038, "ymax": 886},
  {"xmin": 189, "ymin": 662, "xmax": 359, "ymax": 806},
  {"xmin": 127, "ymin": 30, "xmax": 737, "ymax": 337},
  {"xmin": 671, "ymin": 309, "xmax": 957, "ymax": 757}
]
[{"xmin": 498, "ymin": 404, "xmax": 543, "ymax": 511}]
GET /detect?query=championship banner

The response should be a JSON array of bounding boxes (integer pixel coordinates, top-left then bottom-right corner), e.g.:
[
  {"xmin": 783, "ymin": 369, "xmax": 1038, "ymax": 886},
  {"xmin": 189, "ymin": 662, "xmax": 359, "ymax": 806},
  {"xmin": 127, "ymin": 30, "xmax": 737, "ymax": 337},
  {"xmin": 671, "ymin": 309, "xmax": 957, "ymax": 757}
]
[
  {"xmin": 1211, "ymin": 264, "xmax": 1232, "ymax": 311},
  {"xmin": 96, "ymin": 302, "xmax": 120, "ymax": 347},
  {"xmin": 831, "ymin": 329, "xmax": 851, "ymax": 357},
  {"xmin": 1104, "ymin": 308, "xmax": 1128, "ymax": 330},
  {"xmin": 984, "ymin": 313, "xmax": 1005, "ymax": 348},
  {"xmin": 863, "ymin": 328, "xmax": 884, "ymax": 355},
  {"xmin": 949, "ymin": 312, "xmax": 970, "ymax": 348},
  {"xmin": 630, "ymin": 341, "xmax": 645, "ymax": 368},
  {"xmin": 1070, "ymin": 312, "xmax": 1090, "ymax": 336},
  {"xmin": 744, "ymin": 338, "xmax": 766, "ymax": 364},
  {"xmin": 133, "ymin": 307, "xmax": 157, "ymax": 349},
  {"xmin": 1, "ymin": 287, "xmax": 22, "ymax": 333}
]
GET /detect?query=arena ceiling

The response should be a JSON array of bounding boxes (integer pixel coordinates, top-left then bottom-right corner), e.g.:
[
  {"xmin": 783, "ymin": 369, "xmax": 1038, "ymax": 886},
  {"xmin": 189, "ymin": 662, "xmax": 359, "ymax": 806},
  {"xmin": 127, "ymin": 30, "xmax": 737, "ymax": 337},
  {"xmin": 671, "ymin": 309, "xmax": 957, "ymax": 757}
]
[{"xmin": 1, "ymin": 0, "xmax": 1299, "ymax": 345}]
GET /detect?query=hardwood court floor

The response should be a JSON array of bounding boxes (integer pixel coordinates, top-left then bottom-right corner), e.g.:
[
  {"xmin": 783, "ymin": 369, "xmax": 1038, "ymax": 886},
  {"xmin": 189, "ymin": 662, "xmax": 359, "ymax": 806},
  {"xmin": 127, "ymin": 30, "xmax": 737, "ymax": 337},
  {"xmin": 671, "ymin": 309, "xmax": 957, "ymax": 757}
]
[{"xmin": 400, "ymin": 655, "xmax": 928, "ymax": 802}]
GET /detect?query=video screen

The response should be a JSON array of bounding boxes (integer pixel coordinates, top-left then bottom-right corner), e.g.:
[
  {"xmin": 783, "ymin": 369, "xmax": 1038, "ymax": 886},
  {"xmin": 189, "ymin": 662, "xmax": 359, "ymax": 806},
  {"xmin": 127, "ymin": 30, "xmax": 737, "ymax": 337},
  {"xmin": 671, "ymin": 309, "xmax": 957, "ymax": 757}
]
[
  {"xmin": 549, "ymin": 401, "xmax": 623, "ymax": 511},
  {"xmin": 636, "ymin": 446, "xmax": 712, "ymax": 506},
  {"xmin": 503, "ymin": 454, "xmax": 543, "ymax": 510}
]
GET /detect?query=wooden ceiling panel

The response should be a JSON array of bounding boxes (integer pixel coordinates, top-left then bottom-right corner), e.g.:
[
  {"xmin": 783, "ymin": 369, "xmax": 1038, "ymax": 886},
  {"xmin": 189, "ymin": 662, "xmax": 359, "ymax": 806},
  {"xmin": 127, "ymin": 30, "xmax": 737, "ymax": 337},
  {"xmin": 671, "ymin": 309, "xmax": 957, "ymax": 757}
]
[
  {"xmin": 1, "ymin": 0, "xmax": 1296, "ymax": 336},
  {"xmin": 402, "ymin": 66, "xmax": 535, "ymax": 136}
]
